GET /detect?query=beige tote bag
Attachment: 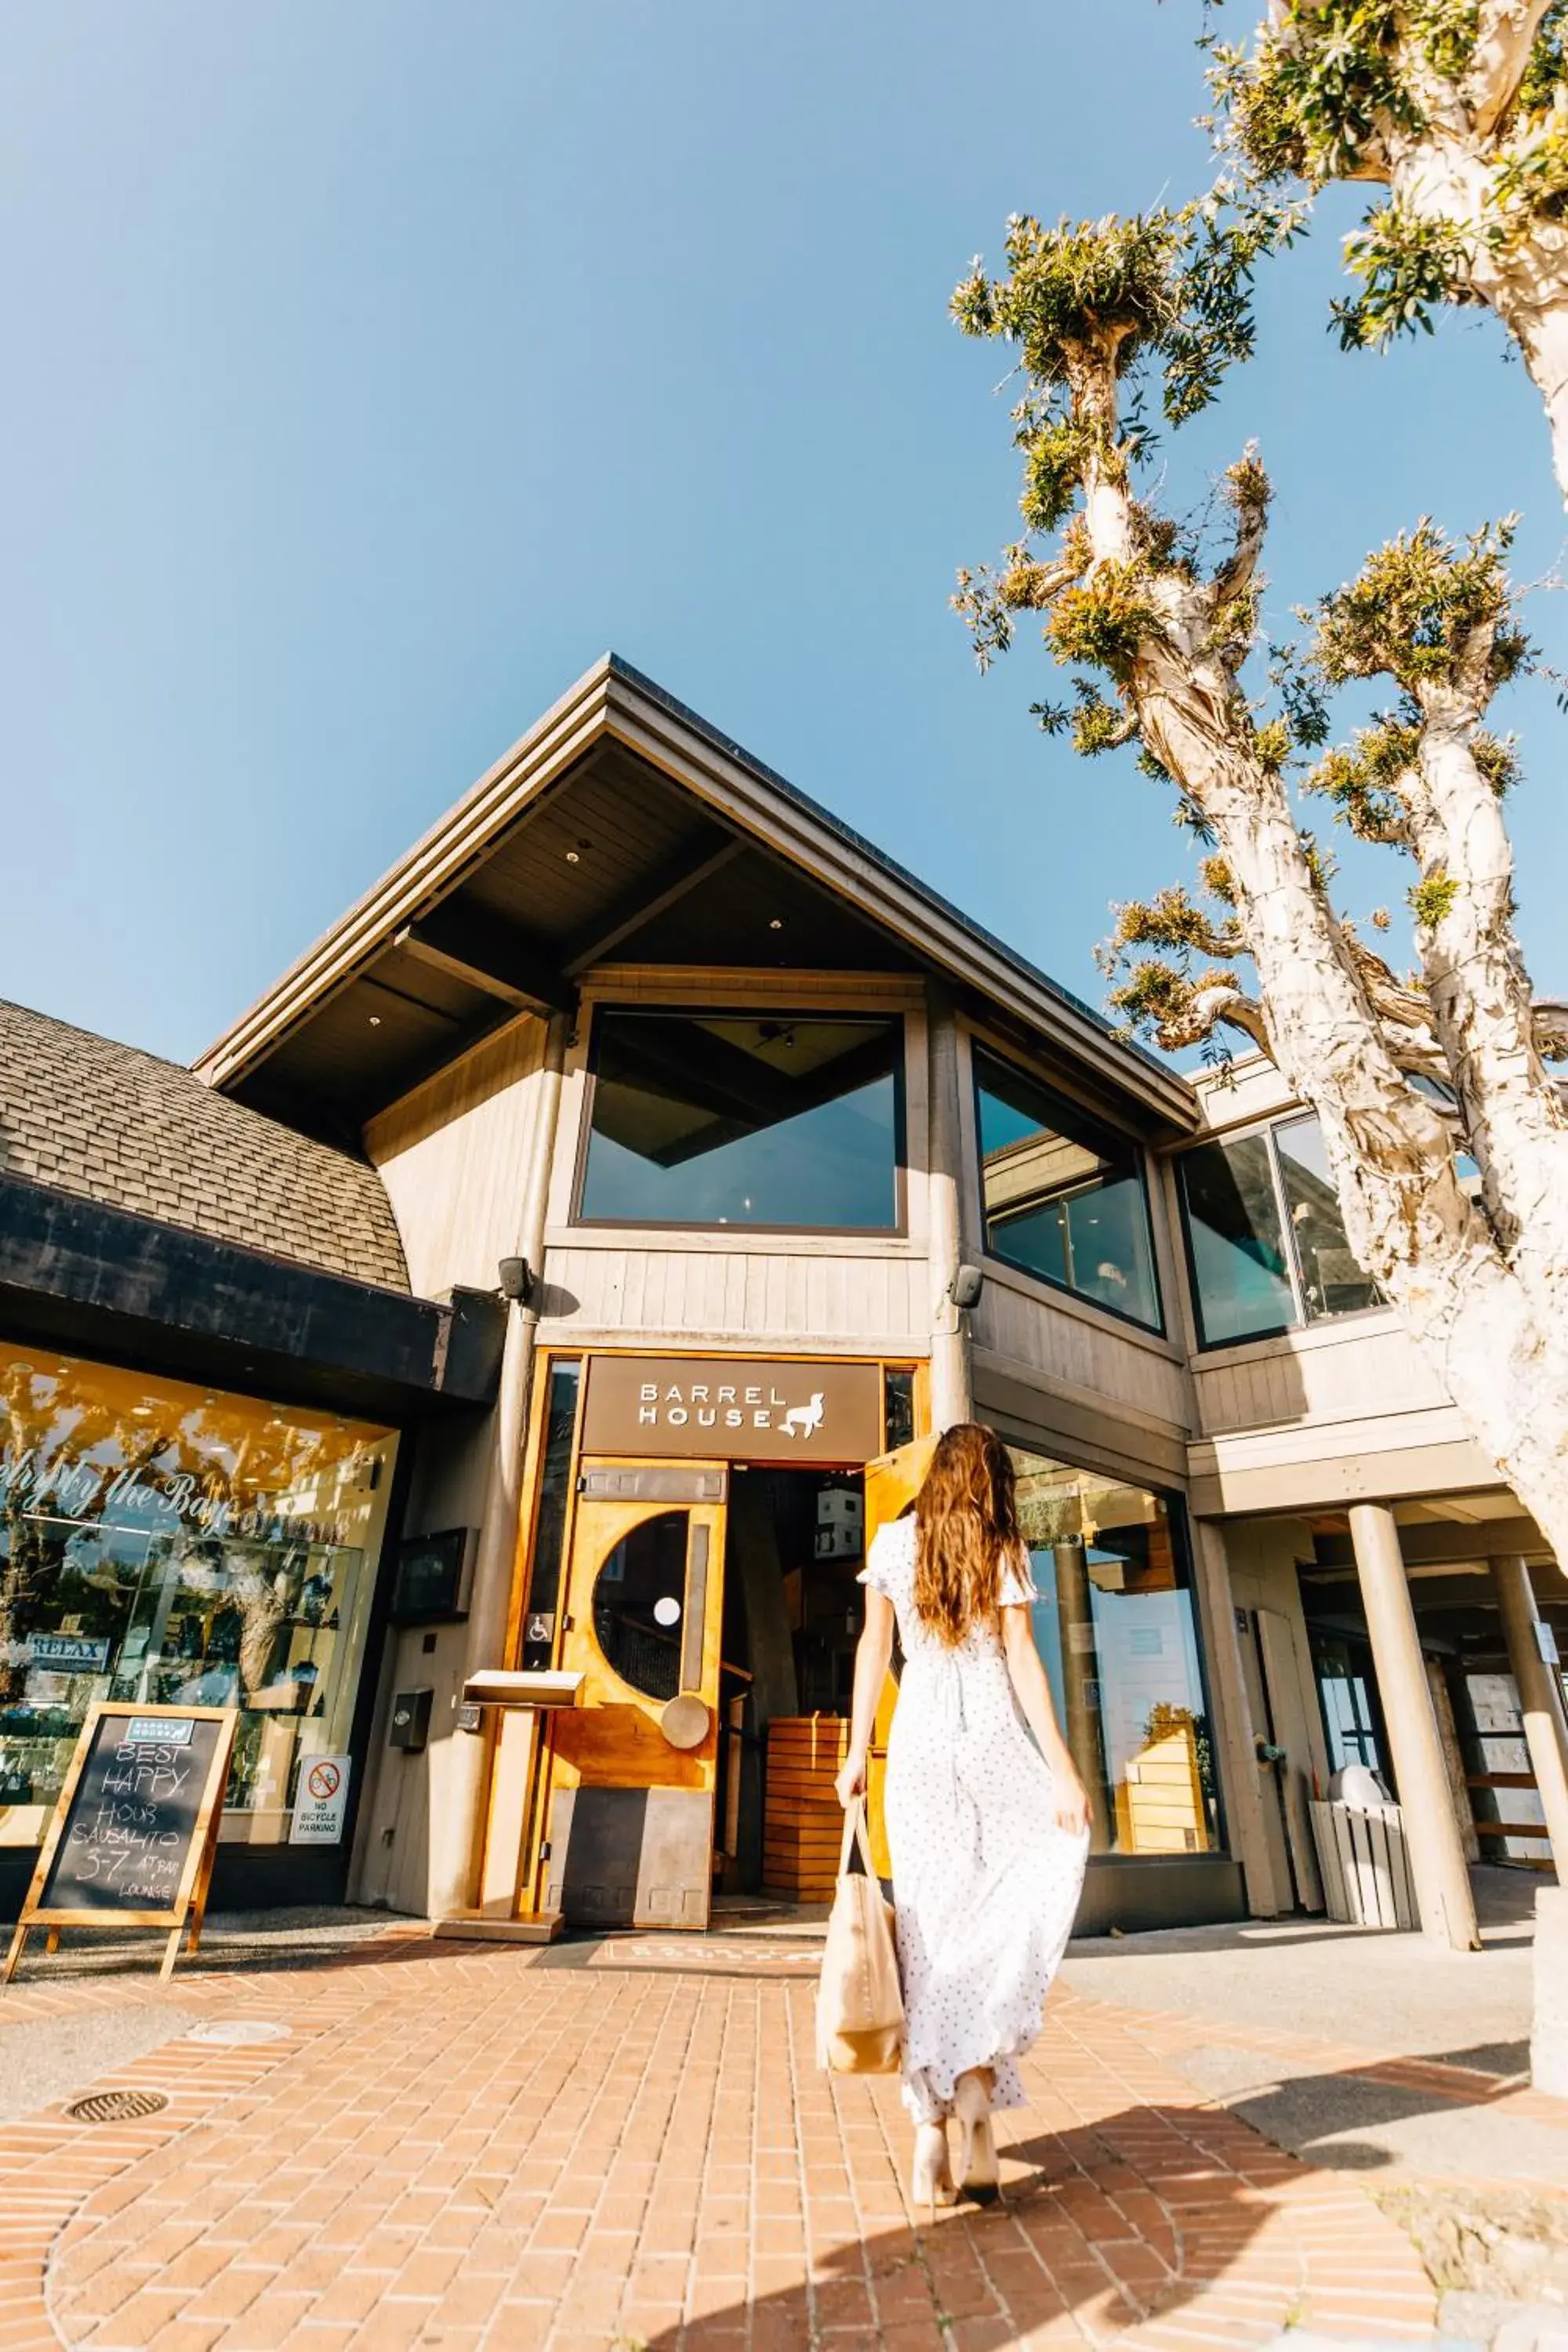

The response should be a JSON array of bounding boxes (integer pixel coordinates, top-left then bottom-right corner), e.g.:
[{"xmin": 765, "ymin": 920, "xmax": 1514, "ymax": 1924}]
[{"xmin": 815, "ymin": 1799, "xmax": 904, "ymax": 2074}]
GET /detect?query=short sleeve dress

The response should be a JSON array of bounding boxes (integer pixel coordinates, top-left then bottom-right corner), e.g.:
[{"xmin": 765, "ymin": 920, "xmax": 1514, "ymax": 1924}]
[{"xmin": 858, "ymin": 1515, "xmax": 1089, "ymax": 2124}]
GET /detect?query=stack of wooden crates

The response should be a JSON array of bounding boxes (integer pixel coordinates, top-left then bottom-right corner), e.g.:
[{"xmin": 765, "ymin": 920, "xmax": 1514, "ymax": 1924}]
[{"xmin": 764, "ymin": 1715, "xmax": 848, "ymax": 1899}]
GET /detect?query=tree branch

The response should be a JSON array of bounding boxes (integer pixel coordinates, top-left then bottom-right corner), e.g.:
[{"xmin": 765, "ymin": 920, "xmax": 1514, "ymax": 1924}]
[
  {"xmin": 1534, "ymin": 998, "xmax": 1568, "ymax": 1060},
  {"xmin": 1466, "ymin": 0, "xmax": 1557, "ymax": 135}
]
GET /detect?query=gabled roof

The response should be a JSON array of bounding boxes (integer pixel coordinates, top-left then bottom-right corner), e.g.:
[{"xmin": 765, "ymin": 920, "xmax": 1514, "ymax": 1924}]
[
  {"xmin": 0, "ymin": 997, "xmax": 410, "ymax": 1291},
  {"xmin": 196, "ymin": 655, "xmax": 1198, "ymax": 1134}
]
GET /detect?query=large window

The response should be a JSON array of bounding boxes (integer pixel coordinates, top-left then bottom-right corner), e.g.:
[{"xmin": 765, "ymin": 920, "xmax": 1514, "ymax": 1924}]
[
  {"xmin": 0, "ymin": 1345, "xmax": 394, "ymax": 1848},
  {"xmin": 1008, "ymin": 1448, "xmax": 1218, "ymax": 1858},
  {"xmin": 1178, "ymin": 1112, "xmax": 1379, "ymax": 1348},
  {"xmin": 973, "ymin": 1047, "xmax": 1161, "ymax": 1330},
  {"xmin": 578, "ymin": 1010, "xmax": 902, "ymax": 1231}
]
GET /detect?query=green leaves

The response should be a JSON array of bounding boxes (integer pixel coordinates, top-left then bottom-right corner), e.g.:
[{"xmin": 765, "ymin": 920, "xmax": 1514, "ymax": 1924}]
[
  {"xmin": 1215, "ymin": 4, "xmax": 1421, "ymax": 189},
  {"xmin": 1333, "ymin": 205, "xmax": 1468, "ymax": 348},
  {"xmin": 1046, "ymin": 566, "xmax": 1162, "ymax": 679},
  {"xmin": 1312, "ymin": 519, "xmax": 1530, "ymax": 691}
]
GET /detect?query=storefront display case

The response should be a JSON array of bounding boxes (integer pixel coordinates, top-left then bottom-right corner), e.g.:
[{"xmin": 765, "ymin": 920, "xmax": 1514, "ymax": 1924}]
[{"xmin": 0, "ymin": 1345, "xmax": 394, "ymax": 1854}]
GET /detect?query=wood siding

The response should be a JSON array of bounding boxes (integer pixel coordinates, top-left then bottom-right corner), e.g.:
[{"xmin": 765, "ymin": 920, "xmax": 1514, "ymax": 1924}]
[
  {"xmin": 364, "ymin": 1015, "xmax": 548, "ymax": 1298},
  {"xmin": 971, "ymin": 1275, "xmax": 1189, "ymax": 1432},
  {"xmin": 1191, "ymin": 1313, "xmax": 1450, "ymax": 1438},
  {"xmin": 535, "ymin": 1241, "xmax": 931, "ymax": 1352}
]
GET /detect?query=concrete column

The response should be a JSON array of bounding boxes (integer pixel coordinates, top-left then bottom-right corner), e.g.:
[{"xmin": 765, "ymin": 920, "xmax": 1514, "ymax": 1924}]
[
  {"xmin": 1532, "ymin": 1886, "xmax": 1568, "ymax": 2096},
  {"xmin": 1348, "ymin": 1502, "xmax": 1480, "ymax": 1951},
  {"xmin": 1051, "ymin": 1540, "xmax": 1112, "ymax": 1850},
  {"xmin": 1490, "ymin": 1552, "xmax": 1568, "ymax": 1879},
  {"xmin": 434, "ymin": 1011, "xmax": 572, "ymax": 1921},
  {"xmin": 925, "ymin": 985, "xmax": 972, "ymax": 1432},
  {"xmin": 1188, "ymin": 1515, "xmax": 1287, "ymax": 1918}
]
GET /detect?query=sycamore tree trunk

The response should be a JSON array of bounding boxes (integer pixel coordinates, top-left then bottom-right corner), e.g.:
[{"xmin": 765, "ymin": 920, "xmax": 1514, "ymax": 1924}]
[
  {"xmin": 1144, "ymin": 652, "xmax": 1568, "ymax": 1560},
  {"xmin": 1391, "ymin": 136, "xmax": 1568, "ymax": 503},
  {"xmin": 1076, "ymin": 440, "xmax": 1568, "ymax": 1561}
]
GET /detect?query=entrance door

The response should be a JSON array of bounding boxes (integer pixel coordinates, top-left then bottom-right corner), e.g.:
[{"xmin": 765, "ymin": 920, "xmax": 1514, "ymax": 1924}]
[
  {"xmin": 1244, "ymin": 1605, "xmax": 1324, "ymax": 1911},
  {"xmin": 862, "ymin": 1436, "xmax": 936, "ymax": 1879},
  {"xmin": 538, "ymin": 1461, "xmax": 728, "ymax": 1930}
]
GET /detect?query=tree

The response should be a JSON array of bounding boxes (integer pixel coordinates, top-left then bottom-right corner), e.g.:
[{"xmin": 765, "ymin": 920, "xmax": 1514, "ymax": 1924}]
[
  {"xmin": 1209, "ymin": 2, "xmax": 1568, "ymax": 499},
  {"xmin": 951, "ymin": 201, "xmax": 1568, "ymax": 1563}
]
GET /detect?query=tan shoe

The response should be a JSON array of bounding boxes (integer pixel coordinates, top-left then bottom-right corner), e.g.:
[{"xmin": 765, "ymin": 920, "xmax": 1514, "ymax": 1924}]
[
  {"xmin": 953, "ymin": 2072, "xmax": 1001, "ymax": 2206},
  {"xmin": 909, "ymin": 2121, "xmax": 956, "ymax": 2224}
]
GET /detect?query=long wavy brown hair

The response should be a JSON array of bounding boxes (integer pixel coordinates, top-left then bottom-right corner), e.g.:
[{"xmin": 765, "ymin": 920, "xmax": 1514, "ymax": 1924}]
[{"xmin": 912, "ymin": 1421, "xmax": 1022, "ymax": 1646}]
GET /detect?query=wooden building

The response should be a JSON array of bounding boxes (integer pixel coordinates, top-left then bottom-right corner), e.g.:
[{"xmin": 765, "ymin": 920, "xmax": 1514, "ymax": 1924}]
[{"xmin": 3, "ymin": 655, "xmax": 1565, "ymax": 1945}]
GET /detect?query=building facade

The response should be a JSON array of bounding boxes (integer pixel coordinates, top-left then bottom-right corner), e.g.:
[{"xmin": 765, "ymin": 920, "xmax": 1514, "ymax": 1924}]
[{"xmin": 3, "ymin": 657, "xmax": 1564, "ymax": 1945}]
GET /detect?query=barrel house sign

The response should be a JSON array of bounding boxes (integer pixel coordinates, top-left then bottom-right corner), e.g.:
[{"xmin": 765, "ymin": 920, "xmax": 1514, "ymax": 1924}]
[{"xmin": 580, "ymin": 1358, "xmax": 885, "ymax": 1462}]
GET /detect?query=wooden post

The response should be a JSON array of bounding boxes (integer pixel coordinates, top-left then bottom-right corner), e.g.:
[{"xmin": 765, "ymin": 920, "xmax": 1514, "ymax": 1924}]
[
  {"xmin": 925, "ymin": 985, "xmax": 971, "ymax": 1432},
  {"xmin": 1348, "ymin": 1503, "xmax": 1480, "ymax": 1951},
  {"xmin": 1490, "ymin": 1552, "xmax": 1568, "ymax": 1878},
  {"xmin": 1187, "ymin": 1515, "xmax": 1288, "ymax": 1918},
  {"xmin": 1051, "ymin": 1540, "xmax": 1112, "ymax": 1850}
]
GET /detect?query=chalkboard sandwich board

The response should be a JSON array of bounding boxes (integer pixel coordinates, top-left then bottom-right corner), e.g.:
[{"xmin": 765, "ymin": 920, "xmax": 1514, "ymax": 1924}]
[{"xmin": 3, "ymin": 1703, "xmax": 238, "ymax": 1985}]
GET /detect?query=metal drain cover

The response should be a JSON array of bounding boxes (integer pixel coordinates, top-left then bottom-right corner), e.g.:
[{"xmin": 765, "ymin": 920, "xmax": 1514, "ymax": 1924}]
[
  {"xmin": 67, "ymin": 2089, "xmax": 169, "ymax": 2125},
  {"xmin": 186, "ymin": 2019, "xmax": 289, "ymax": 2046}
]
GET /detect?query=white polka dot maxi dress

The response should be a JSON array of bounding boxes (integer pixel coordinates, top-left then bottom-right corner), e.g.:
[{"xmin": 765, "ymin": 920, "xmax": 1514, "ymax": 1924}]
[{"xmin": 859, "ymin": 1515, "xmax": 1090, "ymax": 2125}]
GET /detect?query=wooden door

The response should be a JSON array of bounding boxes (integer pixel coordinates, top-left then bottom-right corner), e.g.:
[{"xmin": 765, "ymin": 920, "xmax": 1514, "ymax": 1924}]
[
  {"xmin": 538, "ymin": 1463, "xmax": 728, "ymax": 1929},
  {"xmin": 1254, "ymin": 1606, "xmax": 1326, "ymax": 1912},
  {"xmin": 862, "ymin": 1436, "xmax": 937, "ymax": 1878}
]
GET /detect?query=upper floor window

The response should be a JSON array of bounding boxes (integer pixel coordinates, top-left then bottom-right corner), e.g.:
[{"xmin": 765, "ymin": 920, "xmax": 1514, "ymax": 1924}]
[
  {"xmin": 972, "ymin": 1047, "xmax": 1162, "ymax": 1331},
  {"xmin": 577, "ymin": 1009, "xmax": 902, "ymax": 1232},
  {"xmin": 1178, "ymin": 1111, "xmax": 1380, "ymax": 1348}
]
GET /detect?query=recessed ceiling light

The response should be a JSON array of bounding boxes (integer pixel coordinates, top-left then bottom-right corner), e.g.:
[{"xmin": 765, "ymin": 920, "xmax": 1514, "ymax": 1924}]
[
  {"xmin": 565, "ymin": 851, "xmax": 580, "ymax": 864},
  {"xmin": 768, "ymin": 918, "xmax": 784, "ymax": 931},
  {"xmin": 368, "ymin": 1015, "xmax": 381, "ymax": 1026}
]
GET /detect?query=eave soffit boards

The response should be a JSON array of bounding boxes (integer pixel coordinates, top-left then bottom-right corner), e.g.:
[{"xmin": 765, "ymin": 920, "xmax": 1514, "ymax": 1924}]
[{"xmin": 193, "ymin": 655, "xmax": 1199, "ymax": 1138}]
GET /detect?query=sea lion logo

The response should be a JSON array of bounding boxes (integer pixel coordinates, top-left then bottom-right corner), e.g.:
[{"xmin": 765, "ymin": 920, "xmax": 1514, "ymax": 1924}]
[{"xmin": 779, "ymin": 1392, "xmax": 826, "ymax": 1439}]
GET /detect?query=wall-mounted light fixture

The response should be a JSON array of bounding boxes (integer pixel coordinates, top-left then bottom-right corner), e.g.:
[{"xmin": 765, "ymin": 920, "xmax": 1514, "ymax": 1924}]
[
  {"xmin": 497, "ymin": 1256, "xmax": 535, "ymax": 1304},
  {"xmin": 949, "ymin": 1264, "xmax": 985, "ymax": 1311}
]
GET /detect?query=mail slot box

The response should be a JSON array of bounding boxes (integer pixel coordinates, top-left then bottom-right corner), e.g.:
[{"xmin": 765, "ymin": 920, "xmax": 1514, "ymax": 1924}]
[
  {"xmin": 389, "ymin": 1687, "xmax": 434, "ymax": 1751},
  {"xmin": 462, "ymin": 1669, "xmax": 585, "ymax": 1711}
]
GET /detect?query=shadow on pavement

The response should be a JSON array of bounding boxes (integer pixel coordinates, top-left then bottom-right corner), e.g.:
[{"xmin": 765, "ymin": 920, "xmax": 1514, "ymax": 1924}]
[{"xmin": 639, "ymin": 2104, "xmax": 1294, "ymax": 2350}]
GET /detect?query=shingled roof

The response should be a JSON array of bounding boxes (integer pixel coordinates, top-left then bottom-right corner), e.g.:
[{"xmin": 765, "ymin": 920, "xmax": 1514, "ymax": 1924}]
[{"xmin": 0, "ymin": 999, "xmax": 410, "ymax": 1293}]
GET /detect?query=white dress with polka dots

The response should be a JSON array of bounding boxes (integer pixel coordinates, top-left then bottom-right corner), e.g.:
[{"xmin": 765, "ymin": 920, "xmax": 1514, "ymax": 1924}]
[{"xmin": 859, "ymin": 1515, "xmax": 1089, "ymax": 2125}]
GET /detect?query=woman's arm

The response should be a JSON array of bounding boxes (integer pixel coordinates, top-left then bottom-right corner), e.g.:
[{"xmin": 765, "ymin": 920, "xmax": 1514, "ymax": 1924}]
[
  {"xmin": 1001, "ymin": 1606, "xmax": 1091, "ymax": 1837},
  {"xmin": 833, "ymin": 1588, "xmax": 895, "ymax": 1806}
]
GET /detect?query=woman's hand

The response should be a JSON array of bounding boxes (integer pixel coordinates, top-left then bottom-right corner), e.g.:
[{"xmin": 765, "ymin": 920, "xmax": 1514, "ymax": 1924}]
[
  {"xmin": 834, "ymin": 1753, "xmax": 867, "ymax": 1808},
  {"xmin": 1053, "ymin": 1766, "xmax": 1090, "ymax": 1838}
]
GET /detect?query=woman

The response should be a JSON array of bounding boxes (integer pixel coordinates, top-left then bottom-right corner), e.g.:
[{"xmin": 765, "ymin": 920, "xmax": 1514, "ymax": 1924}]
[{"xmin": 834, "ymin": 1422, "xmax": 1091, "ymax": 2213}]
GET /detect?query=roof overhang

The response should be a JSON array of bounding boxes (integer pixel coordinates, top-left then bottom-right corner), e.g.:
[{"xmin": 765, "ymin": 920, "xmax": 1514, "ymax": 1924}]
[
  {"xmin": 0, "ymin": 1173, "xmax": 503, "ymax": 1421},
  {"xmin": 196, "ymin": 656, "xmax": 1198, "ymax": 1137}
]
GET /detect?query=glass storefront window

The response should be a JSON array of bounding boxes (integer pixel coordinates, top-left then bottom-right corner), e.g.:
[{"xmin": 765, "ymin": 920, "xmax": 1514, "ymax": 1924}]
[
  {"xmin": 1179, "ymin": 1133, "xmax": 1296, "ymax": 1345},
  {"xmin": 578, "ymin": 1009, "xmax": 902, "ymax": 1231},
  {"xmin": 1008, "ymin": 1447, "xmax": 1218, "ymax": 1858},
  {"xmin": 521, "ymin": 1360, "xmax": 581, "ymax": 1671},
  {"xmin": 0, "ymin": 1345, "xmax": 394, "ymax": 1846},
  {"xmin": 1178, "ymin": 1115, "xmax": 1379, "ymax": 1347},
  {"xmin": 1274, "ymin": 1116, "xmax": 1381, "ymax": 1321},
  {"xmin": 973, "ymin": 1048, "xmax": 1161, "ymax": 1330}
]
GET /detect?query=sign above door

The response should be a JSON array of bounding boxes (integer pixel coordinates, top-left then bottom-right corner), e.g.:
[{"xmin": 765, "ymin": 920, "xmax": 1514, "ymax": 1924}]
[{"xmin": 581, "ymin": 1356, "xmax": 884, "ymax": 1465}]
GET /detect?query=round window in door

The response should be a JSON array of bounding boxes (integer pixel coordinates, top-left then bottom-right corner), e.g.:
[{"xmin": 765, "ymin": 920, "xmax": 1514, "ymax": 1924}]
[{"xmin": 592, "ymin": 1511, "xmax": 688, "ymax": 1700}]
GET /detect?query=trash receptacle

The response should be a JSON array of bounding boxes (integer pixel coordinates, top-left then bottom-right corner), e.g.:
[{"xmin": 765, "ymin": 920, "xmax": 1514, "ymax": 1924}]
[{"xmin": 1308, "ymin": 1785, "xmax": 1418, "ymax": 1929}]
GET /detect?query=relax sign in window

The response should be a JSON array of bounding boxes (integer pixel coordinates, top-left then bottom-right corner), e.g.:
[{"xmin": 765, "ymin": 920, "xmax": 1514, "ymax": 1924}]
[
  {"xmin": 973, "ymin": 1047, "xmax": 1161, "ymax": 1330},
  {"xmin": 577, "ymin": 1009, "xmax": 903, "ymax": 1232}
]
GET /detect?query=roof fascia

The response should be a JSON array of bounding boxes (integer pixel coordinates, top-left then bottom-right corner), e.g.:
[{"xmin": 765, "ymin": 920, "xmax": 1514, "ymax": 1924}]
[{"xmin": 194, "ymin": 658, "xmax": 618, "ymax": 1090}]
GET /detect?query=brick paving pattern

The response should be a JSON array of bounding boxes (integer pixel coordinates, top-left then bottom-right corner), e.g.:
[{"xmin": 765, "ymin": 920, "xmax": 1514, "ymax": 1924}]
[{"xmin": 1, "ymin": 1929, "xmax": 1563, "ymax": 2350}]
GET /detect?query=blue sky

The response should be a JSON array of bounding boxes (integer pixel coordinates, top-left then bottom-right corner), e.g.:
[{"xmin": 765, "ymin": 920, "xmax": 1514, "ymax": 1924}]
[{"xmin": 4, "ymin": 2, "xmax": 1565, "ymax": 1068}]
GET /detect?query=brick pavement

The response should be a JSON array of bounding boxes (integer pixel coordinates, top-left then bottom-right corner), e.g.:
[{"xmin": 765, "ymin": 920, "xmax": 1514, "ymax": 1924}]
[{"xmin": 3, "ymin": 1929, "xmax": 1561, "ymax": 2350}]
